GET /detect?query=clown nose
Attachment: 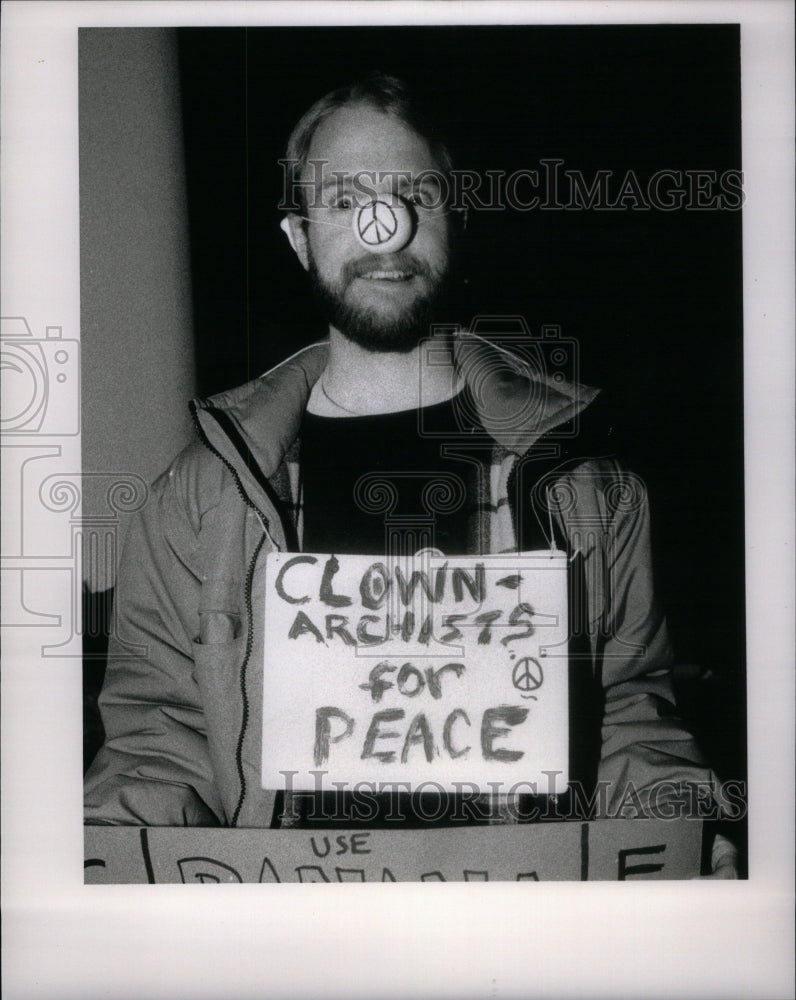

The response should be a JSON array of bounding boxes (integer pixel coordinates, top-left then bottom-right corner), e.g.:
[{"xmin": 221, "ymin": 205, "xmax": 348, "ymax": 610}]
[{"xmin": 353, "ymin": 196, "xmax": 414, "ymax": 254}]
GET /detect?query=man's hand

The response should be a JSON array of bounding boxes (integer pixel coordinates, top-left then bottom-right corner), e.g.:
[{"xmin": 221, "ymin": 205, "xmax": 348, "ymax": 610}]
[{"xmin": 697, "ymin": 832, "xmax": 739, "ymax": 879}]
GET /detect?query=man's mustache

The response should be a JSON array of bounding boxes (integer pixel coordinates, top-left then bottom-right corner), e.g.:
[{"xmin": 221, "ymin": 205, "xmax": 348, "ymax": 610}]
[{"xmin": 342, "ymin": 253, "xmax": 431, "ymax": 282}]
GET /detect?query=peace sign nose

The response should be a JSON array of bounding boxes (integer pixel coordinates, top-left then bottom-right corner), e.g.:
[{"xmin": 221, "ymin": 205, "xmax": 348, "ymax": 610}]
[{"xmin": 353, "ymin": 196, "xmax": 414, "ymax": 254}]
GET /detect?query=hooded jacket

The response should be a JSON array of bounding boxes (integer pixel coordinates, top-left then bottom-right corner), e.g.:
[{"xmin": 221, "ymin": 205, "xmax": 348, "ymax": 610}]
[{"xmin": 84, "ymin": 335, "xmax": 715, "ymax": 827}]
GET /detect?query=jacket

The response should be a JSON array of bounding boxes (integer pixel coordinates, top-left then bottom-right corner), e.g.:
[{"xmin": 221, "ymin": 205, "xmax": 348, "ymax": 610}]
[{"xmin": 84, "ymin": 335, "xmax": 716, "ymax": 826}]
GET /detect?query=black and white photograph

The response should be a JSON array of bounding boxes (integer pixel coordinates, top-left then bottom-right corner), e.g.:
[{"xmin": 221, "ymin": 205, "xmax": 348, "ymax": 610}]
[
  {"xmin": 81, "ymin": 21, "xmax": 747, "ymax": 869},
  {"xmin": 1, "ymin": 2, "xmax": 793, "ymax": 998}
]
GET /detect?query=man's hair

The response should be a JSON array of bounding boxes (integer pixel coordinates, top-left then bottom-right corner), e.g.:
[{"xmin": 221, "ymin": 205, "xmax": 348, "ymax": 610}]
[{"xmin": 282, "ymin": 71, "xmax": 454, "ymax": 213}]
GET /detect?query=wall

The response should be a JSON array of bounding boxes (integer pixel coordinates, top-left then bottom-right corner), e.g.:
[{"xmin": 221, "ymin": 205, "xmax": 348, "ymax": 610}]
[{"xmin": 79, "ymin": 28, "xmax": 195, "ymax": 592}]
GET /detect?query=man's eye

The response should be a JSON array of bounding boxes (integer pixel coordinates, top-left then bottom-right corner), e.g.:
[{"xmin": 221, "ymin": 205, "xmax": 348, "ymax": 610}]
[
  {"xmin": 407, "ymin": 187, "xmax": 441, "ymax": 209},
  {"xmin": 332, "ymin": 196, "xmax": 355, "ymax": 210}
]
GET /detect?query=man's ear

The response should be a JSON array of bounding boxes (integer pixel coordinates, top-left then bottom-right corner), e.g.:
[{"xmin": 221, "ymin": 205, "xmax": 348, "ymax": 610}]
[{"xmin": 280, "ymin": 214, "xmax": 310, "ymax": 271}]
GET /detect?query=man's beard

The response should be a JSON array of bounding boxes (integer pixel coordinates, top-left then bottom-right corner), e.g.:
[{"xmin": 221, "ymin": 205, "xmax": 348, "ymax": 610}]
[{"xmin": 307, "ymin": 247, "xmax": 450, "ymax": 354}]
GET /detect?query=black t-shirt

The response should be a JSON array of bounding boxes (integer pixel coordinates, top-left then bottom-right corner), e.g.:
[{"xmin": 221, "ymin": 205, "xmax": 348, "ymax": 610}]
[{"xmin": 300, "ymin": 391, "xmax": 475, "ymax": 556}]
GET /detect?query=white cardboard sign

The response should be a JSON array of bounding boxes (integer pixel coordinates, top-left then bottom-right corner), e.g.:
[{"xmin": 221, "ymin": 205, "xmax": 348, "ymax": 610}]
[
  {"xmin": 261, "ymin": 552, "xmax": 569, "ymax": 793},
  {"xmin": 84, "ymin": 820, "xmax": 704, "ymax": 884}
]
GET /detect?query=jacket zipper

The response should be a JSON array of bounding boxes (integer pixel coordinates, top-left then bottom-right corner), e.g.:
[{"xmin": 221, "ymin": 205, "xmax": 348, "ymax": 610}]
[
  {"xmin": 190, "ymin": 402, "xmax": 280, "ymax": 828},
  {"xmin": 230, "ymin": 531, "xmax": 267, "ymax": 827}
]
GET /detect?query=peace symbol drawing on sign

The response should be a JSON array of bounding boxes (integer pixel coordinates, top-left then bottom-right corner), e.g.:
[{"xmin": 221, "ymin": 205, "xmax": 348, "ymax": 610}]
[{"xmin": 512, "ymin": 657, "xmax": 544, "ymax": 698}]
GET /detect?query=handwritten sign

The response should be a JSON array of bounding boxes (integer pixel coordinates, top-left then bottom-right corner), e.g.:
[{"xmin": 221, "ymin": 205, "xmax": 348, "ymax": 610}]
[
  {"xmin": 84, "ymin": 820, "xmax": 704, "ymax": 883},
  {"xmin": 261, "ymin": 552, "xmax": 569, "ymax": 793}
]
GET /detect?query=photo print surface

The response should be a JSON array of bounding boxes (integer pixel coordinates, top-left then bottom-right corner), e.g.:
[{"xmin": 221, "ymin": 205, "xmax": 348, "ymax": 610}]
[{"xmin": 76, "ymin": 23, "xmax": 746, "ymax": 881}]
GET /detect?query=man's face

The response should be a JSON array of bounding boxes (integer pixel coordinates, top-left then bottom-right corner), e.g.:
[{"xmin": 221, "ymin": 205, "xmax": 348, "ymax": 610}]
[{"xmin": 299, "ymin": 103, "xmax": 453, "ymax": 353}]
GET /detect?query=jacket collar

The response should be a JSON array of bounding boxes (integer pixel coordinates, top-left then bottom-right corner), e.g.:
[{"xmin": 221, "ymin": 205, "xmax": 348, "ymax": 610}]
[{"xmin": 191, "ymin": 334, "xmax": 599, "ymax": 484}]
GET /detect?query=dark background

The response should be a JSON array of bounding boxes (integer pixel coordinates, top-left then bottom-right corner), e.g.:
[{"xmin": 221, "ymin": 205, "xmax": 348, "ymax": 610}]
[{"xmin": 87, "ymin": 24, "xmax": 746, "ymax": 857}]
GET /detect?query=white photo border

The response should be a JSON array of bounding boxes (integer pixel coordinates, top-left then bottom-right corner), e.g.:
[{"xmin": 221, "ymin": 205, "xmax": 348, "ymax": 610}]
[{"xmin": 1, "ymin": 2, "xmax": 793, "ymax": 998}]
